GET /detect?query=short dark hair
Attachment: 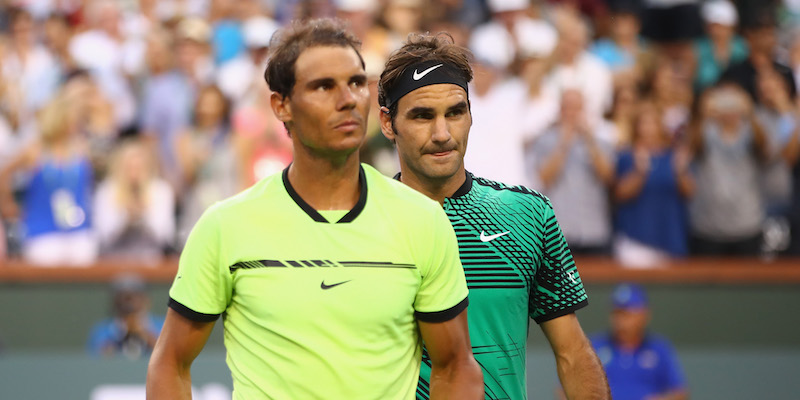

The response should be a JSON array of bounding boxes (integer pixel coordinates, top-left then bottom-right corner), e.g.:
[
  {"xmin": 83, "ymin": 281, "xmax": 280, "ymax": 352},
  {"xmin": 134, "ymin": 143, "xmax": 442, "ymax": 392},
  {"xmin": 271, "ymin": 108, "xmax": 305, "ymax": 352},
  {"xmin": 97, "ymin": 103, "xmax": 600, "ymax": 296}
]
[
  {"xmin": 264, "ymin": 18, "xmax": 364, "ymax": 98},
  {"xmin": 378, "ymin": 33, "xmax": 473, "ymax": 120}
]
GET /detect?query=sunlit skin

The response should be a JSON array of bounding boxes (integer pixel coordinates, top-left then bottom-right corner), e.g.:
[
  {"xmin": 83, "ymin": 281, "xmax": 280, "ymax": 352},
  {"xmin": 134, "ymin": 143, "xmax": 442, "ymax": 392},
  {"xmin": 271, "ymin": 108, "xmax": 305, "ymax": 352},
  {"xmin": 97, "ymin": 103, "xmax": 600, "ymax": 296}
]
[
  {"xmin": 380, "ymin": 84, "xmax": 472, "ymax": 203},
  {"xmin": 273, "ymin": 45, "xmax": 370, "ymax": 162}
]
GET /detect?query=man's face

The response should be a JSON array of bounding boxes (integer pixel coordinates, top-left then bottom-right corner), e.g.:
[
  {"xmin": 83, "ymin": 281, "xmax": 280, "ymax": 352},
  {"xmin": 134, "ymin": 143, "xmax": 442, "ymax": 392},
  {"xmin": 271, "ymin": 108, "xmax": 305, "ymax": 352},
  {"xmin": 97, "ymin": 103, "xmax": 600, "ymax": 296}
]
[
  {"xmin": 272, "ymin": 46, "xmax": 369, "ymax": 157},
  {"xmin": 611, "ymin": 308, "xmax": 649, "ymax": 343},
  {"xmin": 381, "ymin": 84, "xmax": 471, "ymax": 183}
]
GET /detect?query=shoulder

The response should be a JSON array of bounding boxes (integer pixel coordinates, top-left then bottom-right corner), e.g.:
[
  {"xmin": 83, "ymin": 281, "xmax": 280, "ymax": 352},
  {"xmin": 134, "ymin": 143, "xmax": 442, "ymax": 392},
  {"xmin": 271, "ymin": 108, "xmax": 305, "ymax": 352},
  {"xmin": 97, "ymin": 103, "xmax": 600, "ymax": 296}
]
[
  {"xmin": 471, "ymin": 174, "xmax": 552, "ymax": 210},
  {"xmin": 363, "ymin": 164, "xmax": 441, "ymax": 213},
  {"xmin": 644, "ymin": 333, "xmax": 678, "ymax": 353},
  {"xmin": 203, "ymin": 170, "xmax": 282, "ymax": 218}
]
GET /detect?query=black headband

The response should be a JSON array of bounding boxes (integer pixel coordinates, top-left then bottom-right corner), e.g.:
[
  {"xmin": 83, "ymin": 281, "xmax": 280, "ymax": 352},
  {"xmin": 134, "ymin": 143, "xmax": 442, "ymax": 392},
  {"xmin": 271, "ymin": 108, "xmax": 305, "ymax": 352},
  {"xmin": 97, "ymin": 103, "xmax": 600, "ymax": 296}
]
[{"xmin": 383, "ymin": 60, "xmax": 469, "ymax": 109}]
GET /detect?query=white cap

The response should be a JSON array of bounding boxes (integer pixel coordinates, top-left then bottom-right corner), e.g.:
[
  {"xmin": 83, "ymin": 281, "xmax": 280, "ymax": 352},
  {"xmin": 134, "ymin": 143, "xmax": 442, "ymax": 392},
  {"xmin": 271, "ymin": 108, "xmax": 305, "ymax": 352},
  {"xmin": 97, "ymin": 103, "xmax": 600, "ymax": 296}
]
[
  {"xmin": 487, "ymin": 0, "xmax": 529, "ymax": 13},
  {"xmin": 702, "ymin": 0, "xmax": 738, "ymax": 26},
  {"xmin": 469, "ymin": 22, "xmax": 515, "ymax": 69},
  {"xmin": 516, "ymin": 19, "xmax": 558, "ymax": 59},
  {"xmin": 243, "ymin": 16, "xmax": 279, "ymax": 48},
  {"xmin": 335, "ymin": 0, "xmax": 379, "ymax": 13}
]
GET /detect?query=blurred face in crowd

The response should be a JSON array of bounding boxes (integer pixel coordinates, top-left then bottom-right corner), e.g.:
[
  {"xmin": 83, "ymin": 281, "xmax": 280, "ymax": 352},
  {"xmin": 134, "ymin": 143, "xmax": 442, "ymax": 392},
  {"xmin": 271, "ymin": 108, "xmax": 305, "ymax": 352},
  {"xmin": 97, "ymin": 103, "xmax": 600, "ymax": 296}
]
[
  {"xmin": 634, "ymin": 104, "xmax": 665, "ymax": 149},
  {"xmin": 384, "ymin": 1, "xmax": 423, "ymax": 35},
  {"xmin": 195, "ymin": 88, "xmax": 227, "ymax": 128},
  {"xmin": 145, "ymin": 33, "xmax": 173, "ymax": 74},
  {"xmin": 612, "ymin": 12, "xmax": 640, "ymax": 44},
  {"xmin": 43, "ymin": 16, "xmax": 71, "ymax": 52},
  {"xmin": 557, "ymin": 20, "xmax": 588, "ymax": 63},
  {"xmin": 381, "ymin": 84, "xmax": 472, "ymax": 183},
  {"xmin": 612, "ymin": 85, "xmax": 637, "ymax": 118},
  {"xmin": 559, "ymin": 89, "xmax": 584, "ymax": 125},
  {"xmin": 176, "ymin": 35, "xmax": 208, "ymax": 73},
  {"xmin": 271, "ymin": 46, "xmax": 369, "ymax": 157},
  {"xmin": 611, "ymin": 307, "xmax": 650, "ymax": 346},
  {"xmin": 745, "ymin": 26, "xmax": 777, "ymax": 56},
  {"xmin": 707, "ymin": 22, "xmax": 734, "ymax": 44},
  {"xmin": 120, "ymin": 144, "xmax": 151, "ymax": 185},
  {"xmin": 11, "ymin": 11, "xmax": 34, "ymax": 47},
  {"xmin": 708, "ymin": 84, "xmax": 750, "ymax": 129}
]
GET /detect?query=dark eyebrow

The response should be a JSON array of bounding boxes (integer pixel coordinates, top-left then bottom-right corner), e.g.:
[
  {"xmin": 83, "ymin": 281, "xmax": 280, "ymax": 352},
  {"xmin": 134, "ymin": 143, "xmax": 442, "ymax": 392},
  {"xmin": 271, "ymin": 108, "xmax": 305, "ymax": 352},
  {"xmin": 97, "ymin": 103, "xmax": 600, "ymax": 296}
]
[
  {"xmin": 305, "ymin": 77, "xmax": 335, "ymax": 89},
  {"xmin": 405, "ymin": 106, "xmax": 434, "ymax": 118},
  {"xmin": 447, "ymin": 101, "xmax": 469, "ymax": 113},
  {"xmin": 350, "ymin": 73, "xmax": 367, "ymax": 84}
]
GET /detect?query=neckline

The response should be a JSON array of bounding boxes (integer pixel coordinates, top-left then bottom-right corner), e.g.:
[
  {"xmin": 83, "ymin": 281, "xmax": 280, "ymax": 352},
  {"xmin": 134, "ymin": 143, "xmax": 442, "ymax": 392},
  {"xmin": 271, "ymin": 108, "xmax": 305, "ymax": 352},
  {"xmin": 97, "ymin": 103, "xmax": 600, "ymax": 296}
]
[
  {"xmin": 392, "ymin": 170, "xmax": 473, "ymax": 199},
  {"xmin": 282, "ymin": 165, "xmax": 367, "ymax": 224}
]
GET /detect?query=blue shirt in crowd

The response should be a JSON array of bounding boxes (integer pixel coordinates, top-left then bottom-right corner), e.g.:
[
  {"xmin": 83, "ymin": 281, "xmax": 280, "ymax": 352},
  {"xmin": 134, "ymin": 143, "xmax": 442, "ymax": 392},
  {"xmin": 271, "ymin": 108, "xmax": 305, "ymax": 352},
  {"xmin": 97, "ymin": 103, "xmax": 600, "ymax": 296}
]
[
  {"xmin": 591, "ymin": 332, "xmax": 687, "ymax": 400},
  {"xmin": 615, "ymin": 149, "xmax": 689, "ymax": 256},
  {"xmin": 22, "ymin": 156, "xmax": 93, "ymax": 238}
]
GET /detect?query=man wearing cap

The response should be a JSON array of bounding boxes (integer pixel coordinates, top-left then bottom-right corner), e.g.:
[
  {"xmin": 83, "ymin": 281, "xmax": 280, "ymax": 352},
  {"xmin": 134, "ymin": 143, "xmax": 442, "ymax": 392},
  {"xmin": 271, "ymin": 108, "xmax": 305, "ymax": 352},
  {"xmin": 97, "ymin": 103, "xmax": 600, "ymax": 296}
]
[
  {"xmin": 590, "ymin": 284, "xmax": 688, "ymax": 400},
  {"xmin": 693, "ymin": 0, "xmax": 748, "ymax": 92},
  {"xmin": 379, "ymin": 32, "xmax": 609, "ymax": 400}
]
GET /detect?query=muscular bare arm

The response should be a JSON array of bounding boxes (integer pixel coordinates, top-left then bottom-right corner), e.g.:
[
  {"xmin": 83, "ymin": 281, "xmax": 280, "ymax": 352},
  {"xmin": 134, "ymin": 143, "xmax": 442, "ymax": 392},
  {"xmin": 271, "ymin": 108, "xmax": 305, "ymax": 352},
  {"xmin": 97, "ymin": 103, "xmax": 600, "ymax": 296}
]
[
  {"xmin": 146, "ymin": 309, "xmax": 216, "ymax": 400},
  {"xmin": 419, "ymin": 310, "xmax": 483, "ymax": 399},
  {"xmin": 540, "ymin": 313, "xmax": 610, "ymax": 400}
]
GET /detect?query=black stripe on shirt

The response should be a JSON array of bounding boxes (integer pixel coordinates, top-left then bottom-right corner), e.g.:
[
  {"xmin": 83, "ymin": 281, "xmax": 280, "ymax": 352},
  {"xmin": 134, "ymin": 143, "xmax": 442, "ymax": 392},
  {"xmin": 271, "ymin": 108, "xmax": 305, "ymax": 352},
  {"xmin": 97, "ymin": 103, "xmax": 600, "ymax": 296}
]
[
  {"xmin": 415, "ymin": 296, "xmax": 469, "ymax": 323},
  {"xmin": 168, "ymin": 297, "xmax": 221, "ymax": 323},
  {"xmin": 532, "ymin": 299, "xmax": 589, "ymax": 324}
]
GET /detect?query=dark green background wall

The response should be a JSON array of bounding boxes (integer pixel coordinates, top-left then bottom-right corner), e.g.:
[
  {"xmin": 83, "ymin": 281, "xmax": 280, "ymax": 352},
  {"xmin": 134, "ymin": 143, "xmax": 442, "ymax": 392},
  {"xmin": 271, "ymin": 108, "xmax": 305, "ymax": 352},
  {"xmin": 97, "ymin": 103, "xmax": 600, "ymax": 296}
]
[{"xmin": 1, "ymin": 282, "xmax": 798, "ymax": 399}]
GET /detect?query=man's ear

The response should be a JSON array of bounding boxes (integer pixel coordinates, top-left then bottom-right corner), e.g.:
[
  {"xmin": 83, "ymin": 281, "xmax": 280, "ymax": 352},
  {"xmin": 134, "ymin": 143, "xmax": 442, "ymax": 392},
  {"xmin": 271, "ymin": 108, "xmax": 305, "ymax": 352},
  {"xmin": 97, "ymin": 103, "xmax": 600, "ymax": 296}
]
[
  {"xmin": 379, "ymin": 106, "xmax": 396, "ymax": 144},
  {"xmin": 271, "ymin": 92, "xmax": 292, "ymax": 124}
]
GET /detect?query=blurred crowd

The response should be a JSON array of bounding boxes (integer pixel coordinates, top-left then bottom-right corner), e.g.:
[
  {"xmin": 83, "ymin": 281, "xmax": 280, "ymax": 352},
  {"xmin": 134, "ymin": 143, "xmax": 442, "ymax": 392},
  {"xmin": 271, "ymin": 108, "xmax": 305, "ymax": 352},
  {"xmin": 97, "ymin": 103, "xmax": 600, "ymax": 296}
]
[{"xmin": 1, "ymin": 0, "xmax": 800, "ymax": 268}]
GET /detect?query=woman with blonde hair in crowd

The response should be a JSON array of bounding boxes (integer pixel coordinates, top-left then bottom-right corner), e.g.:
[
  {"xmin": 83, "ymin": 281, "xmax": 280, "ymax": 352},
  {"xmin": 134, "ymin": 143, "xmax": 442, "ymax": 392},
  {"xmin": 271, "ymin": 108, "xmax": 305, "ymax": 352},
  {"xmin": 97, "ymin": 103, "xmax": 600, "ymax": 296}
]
[
  {"xmin": 93, "ymin": 139, "xmax": 175, "ymax": 264},
  {"xmin": 0, "ymin": 95, "xmax": 97, "ymax": 266},
  {"xmin": 613, "ymin": 101, "xmax": 695, "ymax": 268}
]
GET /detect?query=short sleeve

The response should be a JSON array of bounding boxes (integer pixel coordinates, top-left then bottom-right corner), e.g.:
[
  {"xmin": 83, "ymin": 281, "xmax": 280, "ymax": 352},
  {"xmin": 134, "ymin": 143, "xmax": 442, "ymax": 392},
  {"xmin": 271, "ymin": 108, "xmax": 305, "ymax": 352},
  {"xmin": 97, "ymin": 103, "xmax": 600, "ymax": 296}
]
[
  {"xmin": 658, "ymin": 340, "xmax": 688, "ymax": 392},
  {"xmin": 168, "ymin": 206, "xmax": 233, "ymax": 322},
  {"xmin": 413, "ymin": 206, "xmax": 469, "ymax": 323},
  {"xmin": 530, "ymin": 198, "xmax": 588, "ymax": 323}
]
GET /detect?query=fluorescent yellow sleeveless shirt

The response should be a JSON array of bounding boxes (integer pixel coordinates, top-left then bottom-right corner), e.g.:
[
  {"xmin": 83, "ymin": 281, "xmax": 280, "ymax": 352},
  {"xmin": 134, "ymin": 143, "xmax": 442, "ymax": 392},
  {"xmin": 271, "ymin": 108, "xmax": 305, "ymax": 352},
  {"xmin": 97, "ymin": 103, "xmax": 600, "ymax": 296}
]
[{"xmin": 168, "ymin": 164, "xmax": 468, "ymax": 400}]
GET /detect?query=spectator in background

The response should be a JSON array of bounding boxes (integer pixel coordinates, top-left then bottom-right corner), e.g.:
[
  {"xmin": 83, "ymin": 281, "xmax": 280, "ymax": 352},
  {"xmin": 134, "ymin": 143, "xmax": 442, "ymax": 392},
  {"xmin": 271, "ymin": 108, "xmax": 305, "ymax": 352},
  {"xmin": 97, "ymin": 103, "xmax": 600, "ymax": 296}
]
[
  {"xmin": 590, "ymin": 283, "xmax": 688, "ymax": 400},
  {"xmin": 175, "ymin": 85, "xmax": 240, "ymax": 247},
  {"xmin": 590, "ymin": 2, "xmax": 655, "ymax": 87},
  {"xmin": 689, "ymin": 83, "xmax": 769, "ymax": 255},
  {"xmin": 638, "ymin": 0, "xmax": 704, "ymax": 77},
  {"xmin": 230, "ymin": 78, "xmax": 293, "ymax": 188},
  {"xmin": 87, "ymin": 274, "xmax": 164, "ymax": 359},
  {"xmin": 463, "ymin": 24, "xmax": 529, "ymax": 186},
  {"xmin": 614, "ymin": 102, "xmax": 694, "ymax": 268},
  {"xmin": 547, "ymin": 13, "xmax": 613, "ymax": 125},
  {"xmin": 208, "ymin": 0, "xmax": 246, "ymax": 65},
  {"xmin": 68, "ymin": 0, "xmax": 138, "ymax": 131},
  {"xmin": 603, "ymin": 83, "xmax": 639, "ymax": 149},
  {"xmin": 94, "ymin": 140, "xmax": 175, "ymax": 264},
  {"xmin": 1, "ymin": 8, "xmax": 61, "ymax": 124},
  {"xmin": 518, "ymin": 16, "xmax": 560, "ymax": 144},
  {"xmin": 42, "ymin": 13, "xmax": 77, "ymax": 73},
  {"xmin": 216, "ymin": 15, "xmax": 279, "ymax": 103},
  {"xmin": 693, "ymin": 0, "xmax": 748, "ymax": 93},
  {"xmin": 528, "ymin": 89, "xmax": 615, "ymax": 254},
  {"xmin": 139, "ymin": 19, "xmax": 214, "ymax": 191},
  {"xmin": 60, "ymin": 70, "xmax": 117, "ymax": 181},
  {"xmin": 0, "ymin": 95, "xmax": 97, "ymax": 266},
  {"xmin": 754, "ymin": 70, "xmax": 800, "ymax": 254},
  {"xmin": 648, "ymin": 64, "xmax": 693, "ymax": 142},
  {"xmin": 721, "ymin": 6, "xmax": 796, "ymax": 102}
]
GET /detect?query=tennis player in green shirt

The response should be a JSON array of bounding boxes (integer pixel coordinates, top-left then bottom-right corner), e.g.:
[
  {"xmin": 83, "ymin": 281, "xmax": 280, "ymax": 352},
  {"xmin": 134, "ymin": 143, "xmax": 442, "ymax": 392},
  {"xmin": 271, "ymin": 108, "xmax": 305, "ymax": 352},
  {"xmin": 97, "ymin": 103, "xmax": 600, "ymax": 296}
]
[
  {"xmin": 147, "ymin": 19, "xmax": 483, "ymax": 399},
  {"xmin": 378, "ymin": 33, "xmax": 610, "ymax": 400}
]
